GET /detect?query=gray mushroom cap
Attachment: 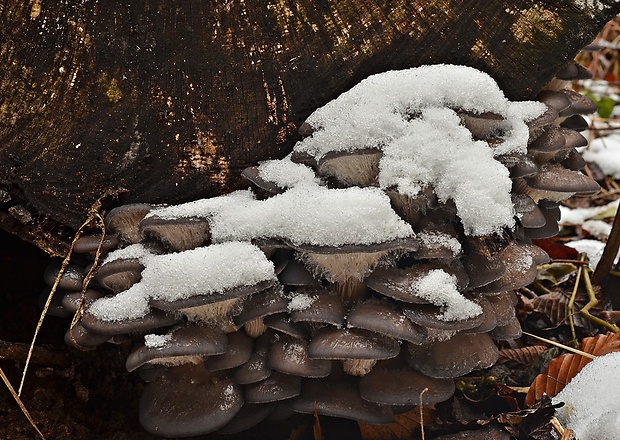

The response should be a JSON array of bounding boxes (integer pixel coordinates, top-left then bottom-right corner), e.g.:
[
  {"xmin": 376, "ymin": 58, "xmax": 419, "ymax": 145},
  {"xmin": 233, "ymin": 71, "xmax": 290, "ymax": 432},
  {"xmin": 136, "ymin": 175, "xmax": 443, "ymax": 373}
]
[
  {"xmin": 125, "ymin": 324, "xmax": 228, "ymax": 372},
  {"xmin": 536, "ymin": 90, "xmax": 571, "ymax": 113},
  {"xmin": 150, "ymin": 279, "xmax": 276, "ymax": 311},
  {"xmin": 316, "ymin": 148, "xmax": 382, "ymax": 187},
  {"xmin": 139, "ymin": 216, "xmax": 211, "ymax": 252},
  {"xmin": 525, "ymin": 163, "xmax": 600, "ymax": 195},
  {"xmin": 263, "ymin": 314, "xmax": 310, "ymax": 339},
  {"xmin": 38, "ymin": 289, "xmax": 72, "ymax": 318},
  {"xmin": 204, "ymin": 330, "xmax": 254, "ymax": 372},
  {"xmin": 560, "ymin": 128, "xmax": 588, "ymax": 149},
  {"xmin": 43, "ymin": 261, "xmax": 85, "ymax": 291},
  {"xmin": 462, "ymin": 251, "xmax": 506, "ymax": 290},
  {"xmin": 277, "ymin": 258, "xmax": 319, "ymax": 287},
  {"xmin": 308, "ymin": 327, "xmax": 400, "ymax": 361},
  {"xmin": 473, "ymin": 243, "xmax": 540, "ymax": 294},
  {"xmin": 561, "ymin": 149, "xmax": 587, "ymax": 171},
  {"xmin": 286, "ymin": 375, "xmax": 394, "ymax": 424},
  {"xmin": 528, "ymin": 126, "xmax": 566, "ymax": 153},
  {"xmin": 406, "ymin": 332, "xmax": 499, "ymax": 379},
  {"xmin": 527, "ymin": 105, "xmax": 559, "ymax": 137},
  {"xmin": 81, "ymin": 307, "xmax": 179, "ymax": 335},
  {"xmin": 457, "ymin": 111, "xmax": 504, "ymax": 140},
  {"xmin": 367, "ymin": 263, "xmax": 469, "ymax": 304},
  {"xmin": 508, "ymin": 155, "xmax": 539, "ymax": 178},
  {"xmin": 241, "ymin": 166, "xmax": 287, "ymax": 195},
  {"xmin": 105, "ymin": 203, "xmax": 152, "ymax": 244},
  {"xmin": 64, "ymin": 322, "xmax": 110, "ymax": 347},
  {"xmin": 489, "ymin": 316, "xmax": 523, "ymax": 341},
  {"xmin": 60, "ymin": 289, "xmax": 105, "ymax": 313},
  {"xmin": 289, "ymin": 289, "xmax": 347, "ymax": 327},
  {"xmin": 233, "ymin": 353, "xmax": 272, "ymax": 385},
  {"xmin": 401, "ymin": 303, "xmax": 485, "ymax": 331},
  {"xmin": 95, "ymin": 258, "xmax": 144, "ymax": 293},
  {"xmin": 347, "ymin": 300, "xmax": 427, "ymax": 344},
  {"xmin": 139, "ymin": 363, "xmax": 243, "ymax": 437},
  {"xmin": 233, "ymin": 287, "xmax": 289, "ymax": 327},
  {"xmin": 73, "ymin": 234, "xmax": 120, "ymax": 254},
  {"xmin": 359, "ymin": 363, "xmax": 455, "ymax": 406},
  {"xmin": 557, "ymin": 89, "xmax": 598, "ymax": 117},
  {"xmin": 267, "ymin": 337, "xmax": 332, "ymax": 378},
  {"xmin": 513, "ymin": 194, "xmax": 546, "ymax": 229},
  {"xmin": 554, "ymin": 62, "xmax": 592, "ymax": 81},
  {"xmin": 244, "ymin": 371, "xmax": 301, "ymax": 403},
  {"xmin": 523, "ymin": 207, "xmax": 561, "ymax": 239},
  {"xmin": 560, "ymin": 114, "xmax": 589, "ymax": 131}
]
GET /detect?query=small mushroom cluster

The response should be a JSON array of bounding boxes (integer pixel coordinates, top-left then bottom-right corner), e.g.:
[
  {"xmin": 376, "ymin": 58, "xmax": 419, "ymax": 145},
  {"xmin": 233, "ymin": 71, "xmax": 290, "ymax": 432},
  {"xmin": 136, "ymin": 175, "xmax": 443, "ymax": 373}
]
[{"xmin": 42, "ymin": 64, "xmax": 599, "ymax": 437}]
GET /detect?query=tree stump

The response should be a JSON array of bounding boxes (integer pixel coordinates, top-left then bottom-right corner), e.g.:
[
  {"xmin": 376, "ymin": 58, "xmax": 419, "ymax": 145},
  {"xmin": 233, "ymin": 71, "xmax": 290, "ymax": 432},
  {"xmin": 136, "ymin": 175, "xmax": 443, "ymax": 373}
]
[{"xmin": 1, "ymin": 0, "xmax": 619, "ymax": 255}]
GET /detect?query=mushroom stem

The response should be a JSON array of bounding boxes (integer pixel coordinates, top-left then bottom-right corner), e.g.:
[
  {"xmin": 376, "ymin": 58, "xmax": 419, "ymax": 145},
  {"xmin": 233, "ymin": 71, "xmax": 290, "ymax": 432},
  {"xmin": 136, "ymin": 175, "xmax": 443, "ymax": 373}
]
[
  {"xmin": 180, "ymin": 298, "xmax": 242, "ymax": 333},
  {"xmin": 341, "ymin": 359, "xmax": 377, "ymax": 376},
  {"xmin": 302, "ymin": 251, "xmax": 388, "ymax": 302},
  {"xmin": 244, "ymin": 318, "xmax": 267, "ymax": 338}
]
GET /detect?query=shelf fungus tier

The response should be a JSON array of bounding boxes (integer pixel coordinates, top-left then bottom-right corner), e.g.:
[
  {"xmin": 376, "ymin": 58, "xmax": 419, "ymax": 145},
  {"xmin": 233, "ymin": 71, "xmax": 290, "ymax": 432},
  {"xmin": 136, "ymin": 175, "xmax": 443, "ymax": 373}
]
[{"xmin": 44, "ymin": 64, "xmax": 598, "ymax": 437}]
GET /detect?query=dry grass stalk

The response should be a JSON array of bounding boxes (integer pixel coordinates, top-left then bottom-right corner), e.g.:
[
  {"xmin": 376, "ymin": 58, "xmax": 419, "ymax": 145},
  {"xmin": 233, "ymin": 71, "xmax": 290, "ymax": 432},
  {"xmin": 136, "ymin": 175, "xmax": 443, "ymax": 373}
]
[{"xmin": 0, "ymin": 367, "xmax": 46, "ymax": 439}]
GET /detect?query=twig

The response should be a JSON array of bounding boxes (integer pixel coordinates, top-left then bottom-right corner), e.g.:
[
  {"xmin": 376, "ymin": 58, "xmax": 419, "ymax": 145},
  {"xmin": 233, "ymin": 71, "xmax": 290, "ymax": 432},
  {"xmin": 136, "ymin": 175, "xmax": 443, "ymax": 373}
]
[
  {"xmin": 19, "ymin": 190, "xmax": 116, "ymax": 396},
  {"xmin": 0, "ymin": 367, "xmax": 46, "ymax": 439},
  {"xmin": 522, "ymin": 332, "xmax": 596, "ymax": 359},
  {"xmin": 419, "ymin": 387, "xmax": 428, "ymax": 440},
  {"xmin": 581, "ymin": 266, "xmax": 619, "ymax": 333},
  {"xmin": 567, "ymin": 254, "xmax": 586, "ymax": 344},
  {"xmin": 0, "ymin": 340, "xmax": 69, "ymax": 368},
  {"xmin": 592, "ymin": 201, "xmax": 620, "ymax": 285},
  {"xmin": 550, "ymin": 416, "xmax": 574, "ymax": 440}
]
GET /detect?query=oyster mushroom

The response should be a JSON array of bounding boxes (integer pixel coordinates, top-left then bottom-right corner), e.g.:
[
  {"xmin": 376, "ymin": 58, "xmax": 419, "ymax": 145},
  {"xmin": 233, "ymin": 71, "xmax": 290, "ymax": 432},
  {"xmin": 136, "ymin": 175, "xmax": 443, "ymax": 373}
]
[
  {"xmin": 105, "ymin": 203, "xmax": 152, "ymax": 244},
  {"xmin": 139, "ymin": 363, "xmax": 243, "ymax": 437}
]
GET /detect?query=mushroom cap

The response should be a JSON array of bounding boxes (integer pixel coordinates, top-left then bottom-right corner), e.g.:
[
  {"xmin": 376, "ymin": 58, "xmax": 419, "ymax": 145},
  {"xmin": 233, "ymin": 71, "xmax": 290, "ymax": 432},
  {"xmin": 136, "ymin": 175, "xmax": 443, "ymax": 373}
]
[
  {"xmin": 462, "ymin": 251, "xmax": 506, "ymax": 290},
  {"xmin": 457, "ymin": 111, "xmax": 504, "ymax": 140},
  {"xmin": 401, "ymin": 303, "xmax": 485, "ymax": 331},
  {"xmin": 286, "ymin": 376, "xmax": 394, "ymax": 424},
  {"xmin": 139, "ymin": 364, "xmax": 243, "ymax": 437},
  {"xmin": 125, "ymin": 324, "xmax": 228, "ymax": 372},
  {"xmin": 560, "ymin": 114, "xmax": 589, "ymax": 131},
  {"xmin": 359, "ymin": 364, "xmax": 455, "ymax": 406},
  {"xmin": 523, "ymin": 207, "xmax": 561, "ymax": 239},
  {"xmin": 139, "ymin": 216, "xmax": 211, "ymax": 252},
  {"xmin": 528, "ymin": 126, "xmax": 566, "ymax": 153},
  {"xmin": 473, "ymin": 243, "xmax": 539, "ymax": 294},
  {"xmin": 81, "ymin": 307, "xmax": 179, "ymax": 335},
  {"xmin": 233, "ymin": 287, "xmax": 289, "ymax": 327},
  {"xmin": 43, "ymin": 261, "xmax": 85, "ymax": 291},
  {"xmin": 385, "ymin": 189, "xmax": 434, "ymax": 228},
  {"xmin": 560, "ymin": 128, "xmax": 588, "ymax": 149},
  {"xmin": 507, "ymin": 155, "xmax": 539, "ymax": 178},
  {"xmin": 105, "ymin": 203, "xmax": 152, "ymax": 244},
  {"xmin": 347, "ymin": 300, "xmax": 427, "ymax": 344},
  {"xmin": 38, "ymin": 289, "xmax": 73, "ymax": 318},
  {"xmin": 554, "ymin": 62, "xmax": 592, "ymax": 81},
  {"xmin": 241, "ymin": 166, "xmax": 286, "ymax": 195},
  {"xmin": 73, "ymin": 234, "xmax": 120, "ymax": 254},
  {"xmin": 64, "ymin": 322, "xmax": 110, "ymax": 347},
  {"xmin": 289, "ymin": 289, "xmax": 347, "ymax": 327},
  {"xmin": 270, "ymin": 248, "xmax": 293, "ymax": 274},
  {"xmin": 558, "ymin": 90, "xmax": 598, "ymax": 117},
  {"xmin": 489, "ymin": 316, "xmax": 523, "ymax": 340},
  {"xmin": 60, "ymin": 289, "xmax": 105, "ymax": 313},
  {"xmin": 367, "ymin": 262, "xmax": 469, "ymax": 304},
  {"xmin": 233, "ymin": 353, "xmax": 272, "ymax": 385},
  {"xmin": 513, "ymin": 194, "xmax": 546, "ymax": 229},
  {"xmin": 526, "ymin": 105, "xmax": 559, "ymax": 135},
  {"xmin": 244, "ymin": 371, "xmax": 301, "ymax": 403},
  {"xmin": 561, "ymin": 148, "xmax": 587, "ymax": 171},
  {"xmin": 95, "ymin": 258, "xmax": 144, "ymax": 293},
  {"xmin": 263, "ymin": 313, "xmax": 310, "ymax": 339},
  {"xmin": 288, "ymin": 237, "xmax": 419, "ymax": 255},
  {"xmin": 277, "ymin": 258, "xmax": 319, "ymax": 287},
  {"xmin": 406, "ymin": 332, "xmax": 499, "ymax": 378},
  {"xmin": 150, "ymin": 279, "xmax": 276, "ymax": 311},
  {"xmin": 316, "ymin": 148, "xmax": 382, "ymax": 187},
  {"xmin": 536, "ymin": 90, "xmax": 571, "ymax": 113},
  {"xmin": 308, "ymin": 327, "xmax": 400, "ymax": 360},
  {"xmin": 267, "ymin": 337, "xmax": 332, "ymax": 378},
  {"xmin": 204, "ymin": 330, "xmax": 254, "ymax": 372},
  {"xmin": 525, "ymin": 163, "xmax": 600, "ymax": 195}
]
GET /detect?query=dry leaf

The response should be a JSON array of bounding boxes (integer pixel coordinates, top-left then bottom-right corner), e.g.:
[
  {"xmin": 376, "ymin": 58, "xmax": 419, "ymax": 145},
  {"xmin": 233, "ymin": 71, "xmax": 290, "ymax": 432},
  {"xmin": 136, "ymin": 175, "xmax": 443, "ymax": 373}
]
[
  {"xmin": 525, "ymin": 332, "xmax": 620, "ymax": 406},
  {"xmin": 498, "ymin": 345, "xmax": 547, "ymax": 366}
]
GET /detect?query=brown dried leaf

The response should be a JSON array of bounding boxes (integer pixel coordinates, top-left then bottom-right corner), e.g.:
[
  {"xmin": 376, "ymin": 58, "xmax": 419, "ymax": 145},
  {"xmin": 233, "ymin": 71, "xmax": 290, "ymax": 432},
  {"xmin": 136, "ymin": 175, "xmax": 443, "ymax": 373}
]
[
  {"xmin": 525, "ymin": 332, "xmax": 620, "ymax": 406},
  {"xmin": 498, "ymin": 345, "xmax": 548, "ymax": 366},
  {"xmin": 530, "ymin": 289, "xmax": 599, "ymax": 329}
]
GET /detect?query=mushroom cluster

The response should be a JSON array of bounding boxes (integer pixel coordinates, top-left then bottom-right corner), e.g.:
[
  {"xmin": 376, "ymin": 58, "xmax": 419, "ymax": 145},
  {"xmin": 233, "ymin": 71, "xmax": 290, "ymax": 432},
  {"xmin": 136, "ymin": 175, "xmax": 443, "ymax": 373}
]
[{"xmin": 42, "ymin": 64, "xmax": 598, "ymax": 437}]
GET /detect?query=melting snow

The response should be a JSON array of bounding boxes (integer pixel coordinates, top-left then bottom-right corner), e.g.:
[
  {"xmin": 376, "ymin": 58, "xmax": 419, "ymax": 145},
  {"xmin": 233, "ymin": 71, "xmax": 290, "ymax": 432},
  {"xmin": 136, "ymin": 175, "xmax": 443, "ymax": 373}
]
[
  {"xmin": 417, "ymin": 231, "xmax": 462, "ymax": 256},
  {"xmin": 144, "ymin": 333, "xmax": 172, "ymax": 348},
  {"xmin": 553, "ymin": 351, "xmax": 620, "ymax": 440},
  {"xmin": 412, "ymin": 269, "xmax": 482, "ymax": 321},
  {"xmin": 292, "ymin": 65, "xmax": 544, "ymax": 236},
  {"xmin": 288, "ymin": 293, "xmax": 317, "ymax": 311},
  {"xmin": 103, "ymin": 243, "xmax": 154, "ymax": 264},
  {"xmin": 582, "ymin": 134, "xmax": 620, "ymax": 179},
  {"xmin": 89, "ymin": 242, "xmax": 276, "ymax": 321}
]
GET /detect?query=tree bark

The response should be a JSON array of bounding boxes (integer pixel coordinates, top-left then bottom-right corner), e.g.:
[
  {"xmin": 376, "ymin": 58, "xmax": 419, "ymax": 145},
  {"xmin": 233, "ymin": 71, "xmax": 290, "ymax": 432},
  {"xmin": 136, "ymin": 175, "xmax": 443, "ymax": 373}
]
[{"xmin": 1, "ymin": 0, "xmax": 619, "ymax": 255}]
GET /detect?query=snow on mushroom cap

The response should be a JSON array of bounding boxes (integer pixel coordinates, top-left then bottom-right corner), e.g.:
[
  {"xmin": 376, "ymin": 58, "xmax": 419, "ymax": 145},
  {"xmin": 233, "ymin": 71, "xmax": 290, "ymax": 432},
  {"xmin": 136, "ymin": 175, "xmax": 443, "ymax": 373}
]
[
  {"xmin": 293, "ymin": 65, "xmax": 545, "ymax": 236},
  {"xmin": 89, "ymin": 242, "xmax": 277, "ymax": 321},
  {"xmin": 145, "ymin": 190, "xmax": 256, "ymax": 220},
  {"xmin": 256, "ymin": 157, "xmax": 320, "ymax": 189},
  {"xmin": 412, "ymin": 269, "xmax": 482, "ymax": 321}
]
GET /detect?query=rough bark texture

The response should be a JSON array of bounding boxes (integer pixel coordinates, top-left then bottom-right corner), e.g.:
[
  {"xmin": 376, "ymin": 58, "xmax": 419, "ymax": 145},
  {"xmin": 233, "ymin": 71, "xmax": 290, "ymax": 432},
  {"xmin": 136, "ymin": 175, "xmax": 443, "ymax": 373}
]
[{"xmin": 1, "ymin": 0, "xmax": 619, "ymax": 255}]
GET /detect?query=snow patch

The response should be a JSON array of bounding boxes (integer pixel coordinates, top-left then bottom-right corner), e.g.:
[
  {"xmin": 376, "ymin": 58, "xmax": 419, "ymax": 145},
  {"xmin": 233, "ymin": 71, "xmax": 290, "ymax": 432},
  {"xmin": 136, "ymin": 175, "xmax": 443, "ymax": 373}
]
[{"xmin": 144, "ymin": 333, "xmax": 172, "ymax": 348}]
